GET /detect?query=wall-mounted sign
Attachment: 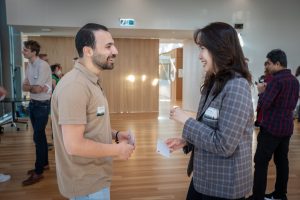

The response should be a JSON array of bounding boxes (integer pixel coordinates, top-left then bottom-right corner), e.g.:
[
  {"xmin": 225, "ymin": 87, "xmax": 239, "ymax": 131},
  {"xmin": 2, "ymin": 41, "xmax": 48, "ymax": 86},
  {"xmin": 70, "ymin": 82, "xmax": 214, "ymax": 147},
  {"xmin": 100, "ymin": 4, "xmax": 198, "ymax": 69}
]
[{"xmin": 120, "ymin": 18, "xmax": 135, "ymax": 27}]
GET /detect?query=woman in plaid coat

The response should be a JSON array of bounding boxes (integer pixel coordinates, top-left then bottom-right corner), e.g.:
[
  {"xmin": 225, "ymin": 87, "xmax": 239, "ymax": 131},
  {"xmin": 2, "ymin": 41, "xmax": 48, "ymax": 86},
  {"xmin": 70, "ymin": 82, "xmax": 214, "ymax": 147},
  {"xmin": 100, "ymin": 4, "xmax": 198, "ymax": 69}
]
[{"xmin": 166, "ymin": 22, "xmax": 253, "ymax": 200}]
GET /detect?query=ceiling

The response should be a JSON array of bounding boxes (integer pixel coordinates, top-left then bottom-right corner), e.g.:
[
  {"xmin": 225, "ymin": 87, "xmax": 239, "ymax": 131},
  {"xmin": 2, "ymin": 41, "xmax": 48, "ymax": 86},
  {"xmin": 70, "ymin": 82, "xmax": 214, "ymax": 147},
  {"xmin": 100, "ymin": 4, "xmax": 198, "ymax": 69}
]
[{"xmin": 14, "ymin": 25, "xmax": 193, "ymax": 43}]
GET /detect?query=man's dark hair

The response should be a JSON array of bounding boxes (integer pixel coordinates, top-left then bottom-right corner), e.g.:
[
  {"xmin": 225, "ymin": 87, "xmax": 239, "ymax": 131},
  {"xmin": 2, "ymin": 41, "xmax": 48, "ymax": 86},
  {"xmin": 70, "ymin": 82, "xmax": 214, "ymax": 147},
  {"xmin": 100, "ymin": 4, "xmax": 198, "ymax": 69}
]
[
  {"xmin": 266, "ymin": 49, "xmax": 287, "ymax": 68},
  {"xmin": 23, "ymin": 40, "xmax": 41, "ymax": 56},
  {"xmin": 75, "ymin": 23, "xmax": 108, "ymax": 57}
]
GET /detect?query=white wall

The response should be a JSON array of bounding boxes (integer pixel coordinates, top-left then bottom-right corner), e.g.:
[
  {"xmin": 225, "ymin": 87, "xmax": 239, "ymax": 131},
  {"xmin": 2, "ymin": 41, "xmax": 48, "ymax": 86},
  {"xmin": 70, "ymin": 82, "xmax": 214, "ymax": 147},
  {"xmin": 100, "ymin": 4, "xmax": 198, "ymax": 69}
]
[
  {"xmin": 6, "ymin": 0, "xmax": 300, "ymax": 71},
  {"xmin": 5, "ymin": 0, "xmax": 300, "ymax": 110},
  {"xmin": 5, "ymin": 0, "xmax": 254, "ymax": 30},
  {"xmin": 182, "ymin": 40, "xmax": 203, "ymax": 112}
]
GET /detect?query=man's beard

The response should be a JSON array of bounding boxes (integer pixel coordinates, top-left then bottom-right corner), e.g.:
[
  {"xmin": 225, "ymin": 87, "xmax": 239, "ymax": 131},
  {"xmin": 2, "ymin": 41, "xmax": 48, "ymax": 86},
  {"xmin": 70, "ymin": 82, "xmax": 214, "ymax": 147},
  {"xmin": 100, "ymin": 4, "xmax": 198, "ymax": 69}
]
[{"xmin": 92, "ymin": 54, "xmax": 115, "ymax": 70}]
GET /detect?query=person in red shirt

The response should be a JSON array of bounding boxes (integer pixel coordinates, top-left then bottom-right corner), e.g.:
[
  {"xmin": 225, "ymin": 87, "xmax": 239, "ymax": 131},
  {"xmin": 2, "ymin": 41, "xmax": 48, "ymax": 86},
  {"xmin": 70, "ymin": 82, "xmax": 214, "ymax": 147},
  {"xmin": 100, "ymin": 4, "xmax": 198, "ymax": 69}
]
[{"xmin": 248, "ymin": 49, "xmax": 299, "ymax": 200}]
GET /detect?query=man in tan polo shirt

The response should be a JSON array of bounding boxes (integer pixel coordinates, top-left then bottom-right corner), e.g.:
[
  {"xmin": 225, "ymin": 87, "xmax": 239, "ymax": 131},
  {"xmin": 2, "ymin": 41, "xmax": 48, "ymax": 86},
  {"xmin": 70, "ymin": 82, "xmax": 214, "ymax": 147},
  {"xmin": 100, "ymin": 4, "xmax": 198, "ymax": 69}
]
[{"xmin": 51, "ymin": 23, "xmax": 135, "ymax": 200}]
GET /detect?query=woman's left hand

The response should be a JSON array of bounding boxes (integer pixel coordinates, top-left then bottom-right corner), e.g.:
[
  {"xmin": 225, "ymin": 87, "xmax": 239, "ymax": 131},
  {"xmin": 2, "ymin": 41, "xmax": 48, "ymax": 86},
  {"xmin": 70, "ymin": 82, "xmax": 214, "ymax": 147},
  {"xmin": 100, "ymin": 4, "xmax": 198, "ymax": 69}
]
[
  {"xmin": 169, "ymin": 107, "xmax": 190, "ymax": 124},
  {"xmin": 165, "ymin": 137, "xmax": 187, "ymax": 152}
]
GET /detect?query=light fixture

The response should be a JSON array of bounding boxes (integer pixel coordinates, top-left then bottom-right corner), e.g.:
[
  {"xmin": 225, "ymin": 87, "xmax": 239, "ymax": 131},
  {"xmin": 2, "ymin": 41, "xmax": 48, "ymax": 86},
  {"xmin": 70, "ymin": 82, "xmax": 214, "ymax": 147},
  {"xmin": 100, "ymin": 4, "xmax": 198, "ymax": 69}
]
[
  {"xmin": 126, "ymin": 75, "xmax": 135, "ymax": 82},
  {"xmin": 238, "ymin": 33, "xmax": 244, "ymax": 47},
  {"xmin": 152, "ymin": 78, "xmax": 158, "ymax": 86},
  {"xmin": 234, "ymin": 23, "xmax": 244, "ymax": 47},
  {"xmin": 141, "ymin": 75, "xmax": 147, "ymax": 82}
]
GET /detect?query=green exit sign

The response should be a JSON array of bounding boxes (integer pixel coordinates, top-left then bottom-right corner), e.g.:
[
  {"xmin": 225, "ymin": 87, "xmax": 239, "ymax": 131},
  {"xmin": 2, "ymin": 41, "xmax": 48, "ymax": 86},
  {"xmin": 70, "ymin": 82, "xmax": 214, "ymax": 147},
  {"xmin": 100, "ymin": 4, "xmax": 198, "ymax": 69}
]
[{"xmin": 120, "ymin": 18, "xmax": 135, "ymax": 27}]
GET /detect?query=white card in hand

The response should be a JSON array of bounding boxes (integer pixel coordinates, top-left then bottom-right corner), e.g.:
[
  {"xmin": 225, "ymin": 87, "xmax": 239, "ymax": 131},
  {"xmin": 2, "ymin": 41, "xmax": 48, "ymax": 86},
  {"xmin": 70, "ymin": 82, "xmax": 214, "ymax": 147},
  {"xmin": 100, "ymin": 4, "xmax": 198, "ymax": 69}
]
[
  {"xmin": 128, "ymin": 129, "xmax": 135, "ymax": 145},
  {"xmin": 156, "ymin": 139, "xmax": 170, "ymax": 158}
]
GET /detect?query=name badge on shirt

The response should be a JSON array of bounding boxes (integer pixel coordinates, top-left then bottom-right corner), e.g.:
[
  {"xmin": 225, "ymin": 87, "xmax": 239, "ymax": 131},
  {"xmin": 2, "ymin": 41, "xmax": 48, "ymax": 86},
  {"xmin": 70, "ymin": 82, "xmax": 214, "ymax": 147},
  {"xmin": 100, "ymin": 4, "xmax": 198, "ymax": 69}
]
[
  {"xmin": 204, "ymin": 107, "xmax": 219, "ymax": 120},
  {"xmin": 97, "ymin": 106, "xmax": 105, "ymax": 116}
]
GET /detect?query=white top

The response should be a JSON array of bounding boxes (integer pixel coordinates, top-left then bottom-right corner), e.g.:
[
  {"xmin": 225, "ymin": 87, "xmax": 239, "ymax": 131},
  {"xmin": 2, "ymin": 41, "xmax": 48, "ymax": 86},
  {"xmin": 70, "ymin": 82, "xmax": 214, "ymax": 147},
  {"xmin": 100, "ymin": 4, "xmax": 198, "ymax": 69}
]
[{"xmin": 25, "ymin": 57, "xmax": 52, "ymax": 101}]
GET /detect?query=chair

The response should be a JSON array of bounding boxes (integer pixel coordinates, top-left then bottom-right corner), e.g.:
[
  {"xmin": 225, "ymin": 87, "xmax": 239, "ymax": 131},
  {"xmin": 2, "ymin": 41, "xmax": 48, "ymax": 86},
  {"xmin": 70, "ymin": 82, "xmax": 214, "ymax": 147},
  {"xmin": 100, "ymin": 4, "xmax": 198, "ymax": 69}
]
[{"xmin": 0, "ymin": 98, "xmax": 29, "ymax": 133}]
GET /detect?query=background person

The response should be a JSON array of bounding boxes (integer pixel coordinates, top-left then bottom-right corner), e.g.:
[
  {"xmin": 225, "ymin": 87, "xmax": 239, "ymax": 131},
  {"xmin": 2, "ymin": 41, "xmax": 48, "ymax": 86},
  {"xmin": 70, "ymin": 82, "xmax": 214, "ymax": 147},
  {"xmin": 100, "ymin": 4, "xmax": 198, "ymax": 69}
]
[
  {"xmin": 250, "ymin": 49, "xmax": 299, "ymax": 200},
  {"xmin": 22, "ymin": 40, "xmax": 52, "ymax": 186}
]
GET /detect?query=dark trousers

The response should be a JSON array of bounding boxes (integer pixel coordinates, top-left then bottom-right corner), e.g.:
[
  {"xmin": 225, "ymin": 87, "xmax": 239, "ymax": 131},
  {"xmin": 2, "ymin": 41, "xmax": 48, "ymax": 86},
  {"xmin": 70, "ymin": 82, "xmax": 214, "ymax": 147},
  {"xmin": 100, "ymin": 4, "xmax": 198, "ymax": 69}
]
[
  {"xmin": 253, "ymin": 129, "xmax": 291, "ymax": 200},
  {"xmin": 29, "ymin": 100, "xmax": 50, "ymax": 175},
  {"xmin": 186, "ymin": 179, "xmax": 245, "ymax": 200}
]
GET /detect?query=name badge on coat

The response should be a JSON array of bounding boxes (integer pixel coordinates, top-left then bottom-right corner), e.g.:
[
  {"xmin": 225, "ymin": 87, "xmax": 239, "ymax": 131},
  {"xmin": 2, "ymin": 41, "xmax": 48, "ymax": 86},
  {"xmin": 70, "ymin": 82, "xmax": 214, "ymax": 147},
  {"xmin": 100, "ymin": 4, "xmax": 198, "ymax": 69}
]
[
  {"xmin": 204, "ymin": 107, "xmax": 219, "ymax": 120},
  {"xmin": 97, "ymin": 106, "xmax": 105, "ymax": 116}
]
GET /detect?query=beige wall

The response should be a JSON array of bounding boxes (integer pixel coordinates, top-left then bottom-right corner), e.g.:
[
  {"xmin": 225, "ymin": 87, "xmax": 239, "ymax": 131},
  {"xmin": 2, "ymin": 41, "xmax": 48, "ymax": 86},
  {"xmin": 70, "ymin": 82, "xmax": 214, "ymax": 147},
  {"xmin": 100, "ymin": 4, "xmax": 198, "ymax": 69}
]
[{"xmin": 28, "ymin": 36, "xmax": 159, "ymax": 113}]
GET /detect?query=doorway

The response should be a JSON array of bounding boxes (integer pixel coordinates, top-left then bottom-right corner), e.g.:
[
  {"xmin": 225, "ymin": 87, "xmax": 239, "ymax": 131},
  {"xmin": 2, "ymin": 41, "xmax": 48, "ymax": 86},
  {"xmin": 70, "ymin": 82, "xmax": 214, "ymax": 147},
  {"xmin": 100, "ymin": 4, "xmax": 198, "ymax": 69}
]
[{"xmin": 158, "ymin": 42, "xmax": 183, "ymax": 116}]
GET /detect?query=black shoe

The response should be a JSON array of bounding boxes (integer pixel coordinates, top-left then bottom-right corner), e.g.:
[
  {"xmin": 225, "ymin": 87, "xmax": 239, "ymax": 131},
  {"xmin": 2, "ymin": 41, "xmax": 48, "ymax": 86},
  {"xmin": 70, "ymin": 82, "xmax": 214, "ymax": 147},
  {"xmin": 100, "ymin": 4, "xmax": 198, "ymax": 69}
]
[
  {"xmin": 265, "ymin": 191, "xmax": 287, "ymax": 200},
  {"xmin": 27, "ymin": 165, "xmax": 49, "ymax": 175},
  {"xmin": 22, "ymin": 173, "xmax": 44, "ymax": 186},
  {"xmin": 47, "ymin": 143, "xmax": 54, "ymax": 147}
]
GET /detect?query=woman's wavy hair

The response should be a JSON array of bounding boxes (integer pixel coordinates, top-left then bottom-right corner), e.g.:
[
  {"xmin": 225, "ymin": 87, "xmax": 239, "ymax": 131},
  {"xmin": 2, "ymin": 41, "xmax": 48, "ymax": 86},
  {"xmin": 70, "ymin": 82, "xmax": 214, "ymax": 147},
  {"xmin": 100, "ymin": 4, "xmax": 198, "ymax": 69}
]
[{"xmin": 194, "ymin": 22, "xmax": 252, "ymax": 95}]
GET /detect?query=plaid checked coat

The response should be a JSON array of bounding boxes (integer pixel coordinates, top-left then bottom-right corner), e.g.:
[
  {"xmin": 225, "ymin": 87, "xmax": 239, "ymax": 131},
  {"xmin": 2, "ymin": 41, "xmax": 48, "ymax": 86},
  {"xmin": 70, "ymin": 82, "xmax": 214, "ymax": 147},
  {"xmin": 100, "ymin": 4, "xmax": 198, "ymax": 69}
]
[{"xmin": 183, "ymin": 74, "xmax": 254, "ymax": 199}]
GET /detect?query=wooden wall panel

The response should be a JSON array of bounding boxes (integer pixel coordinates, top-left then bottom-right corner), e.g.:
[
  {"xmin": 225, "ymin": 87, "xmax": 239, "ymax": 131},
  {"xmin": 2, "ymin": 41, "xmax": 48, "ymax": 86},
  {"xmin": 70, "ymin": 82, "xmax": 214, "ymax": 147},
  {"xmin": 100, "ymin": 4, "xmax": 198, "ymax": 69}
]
[
  {"xmin": 27, "ymin": 36, "xmax": 159, "ymax": 113},
  {"xmin": 168, "ymin": 48, "xmax": 183, "ymax": 103},
  {"xmin": 28, "ymin": 36, "xmax": 77, "ymax": 74},
  {"xmin": 102, "ymin": 38, "xmax": 159, "ymax": 113},
  {"xmin": 175, "ymin": 48, "xmax": 183, "ymax": 100}
]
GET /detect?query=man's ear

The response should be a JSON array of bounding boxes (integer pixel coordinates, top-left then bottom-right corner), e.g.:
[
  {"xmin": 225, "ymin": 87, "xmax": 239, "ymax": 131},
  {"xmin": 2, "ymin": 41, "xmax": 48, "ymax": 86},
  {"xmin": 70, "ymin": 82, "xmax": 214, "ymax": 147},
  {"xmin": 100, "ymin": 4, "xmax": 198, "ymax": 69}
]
[
  {"xmin": 83, "ymin": 46, "xmax": 94, "ymax": 57},
  {"xmin": 275, "ymin": 61, "xmax": 281, "ymax": 67}
]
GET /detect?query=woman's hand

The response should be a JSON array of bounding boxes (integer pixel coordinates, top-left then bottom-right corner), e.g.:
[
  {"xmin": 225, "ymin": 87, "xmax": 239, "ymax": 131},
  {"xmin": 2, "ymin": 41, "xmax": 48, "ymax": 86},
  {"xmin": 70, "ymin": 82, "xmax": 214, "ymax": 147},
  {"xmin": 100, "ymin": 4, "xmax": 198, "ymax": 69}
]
[
  {"xmin": 169, "ymin": 107, "xmax": 190, "ymax": 124},
  {"xmin": 165, "ymin": 137, "xmax": 187, "ymax": 152}
]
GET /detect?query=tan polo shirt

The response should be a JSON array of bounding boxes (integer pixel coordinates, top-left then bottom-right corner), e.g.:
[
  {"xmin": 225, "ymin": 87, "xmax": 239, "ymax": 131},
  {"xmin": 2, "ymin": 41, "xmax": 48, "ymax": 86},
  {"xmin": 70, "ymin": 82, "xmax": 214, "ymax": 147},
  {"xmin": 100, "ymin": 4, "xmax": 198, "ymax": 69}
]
[
  {"xmin": 51, "ymin": 62, "xmax": 112, "ymax": 198},
  {"xmin": 25, "ymin": 57, "xmax": 52, "ymax": 100}
]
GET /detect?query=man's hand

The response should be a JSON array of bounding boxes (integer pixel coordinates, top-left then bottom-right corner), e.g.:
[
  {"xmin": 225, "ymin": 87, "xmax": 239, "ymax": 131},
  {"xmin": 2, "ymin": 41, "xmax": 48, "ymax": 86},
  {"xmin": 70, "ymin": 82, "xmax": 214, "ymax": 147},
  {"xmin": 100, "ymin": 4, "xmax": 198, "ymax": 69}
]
[
  {"xmin": 117, "ymin": 141, "xmax": 135, "ymax": 160},
  {"xmin": 117, "ymin": 130, "xmax": 135, "ymax": 146},
  {"xmin": 257, "ymin": 82, "xmax": 266, "ymax": 94}
]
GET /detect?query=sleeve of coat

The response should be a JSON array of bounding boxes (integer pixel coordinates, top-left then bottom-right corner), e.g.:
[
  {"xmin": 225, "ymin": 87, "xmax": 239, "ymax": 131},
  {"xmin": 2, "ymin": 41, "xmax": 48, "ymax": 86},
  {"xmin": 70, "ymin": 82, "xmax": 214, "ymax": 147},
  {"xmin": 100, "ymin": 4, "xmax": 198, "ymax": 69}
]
[{"xmin": 182, "ymin": 78, "xmax": 253, "ymax": 157}]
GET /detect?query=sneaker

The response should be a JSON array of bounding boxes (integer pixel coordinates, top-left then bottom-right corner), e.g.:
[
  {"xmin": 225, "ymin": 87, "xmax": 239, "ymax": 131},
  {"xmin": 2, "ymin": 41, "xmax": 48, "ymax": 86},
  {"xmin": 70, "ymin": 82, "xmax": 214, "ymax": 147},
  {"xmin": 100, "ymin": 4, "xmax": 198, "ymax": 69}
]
[
  {"xmin": 22, "ymin": 173, "xmax": 43, "ymax": 186},
  {"xmin": 264, "ymin": 192, "xmax": 287, "ymax": 200},
  {"xmin": 0, "ymin": 173, "xmax": 11, "ymax": 183}
]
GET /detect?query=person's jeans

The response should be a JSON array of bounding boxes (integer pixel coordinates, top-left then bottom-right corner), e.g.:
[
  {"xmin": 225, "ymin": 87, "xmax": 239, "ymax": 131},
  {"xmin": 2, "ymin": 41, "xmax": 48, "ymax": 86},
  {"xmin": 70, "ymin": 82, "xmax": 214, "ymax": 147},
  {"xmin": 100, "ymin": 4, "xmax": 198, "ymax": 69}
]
[
  {"xmin": 29, "ymin": 100, "xmax": 50, "ymax": 175},
  {"xmin": 70, "ymin": 187, "xmax": 110, "ymax": 200},
  {"xmin": 253, "ymin": 129, "xmax": 291, "ymax": 200}
]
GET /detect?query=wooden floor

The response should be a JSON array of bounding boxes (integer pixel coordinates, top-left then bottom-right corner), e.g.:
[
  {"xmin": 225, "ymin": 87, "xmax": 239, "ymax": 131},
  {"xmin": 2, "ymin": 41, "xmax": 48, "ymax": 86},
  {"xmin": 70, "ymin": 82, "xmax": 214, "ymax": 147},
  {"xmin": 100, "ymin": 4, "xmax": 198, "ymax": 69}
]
[{"xmin": 0, "ymin": 101, "xmax": 300, "ymax": 199}]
